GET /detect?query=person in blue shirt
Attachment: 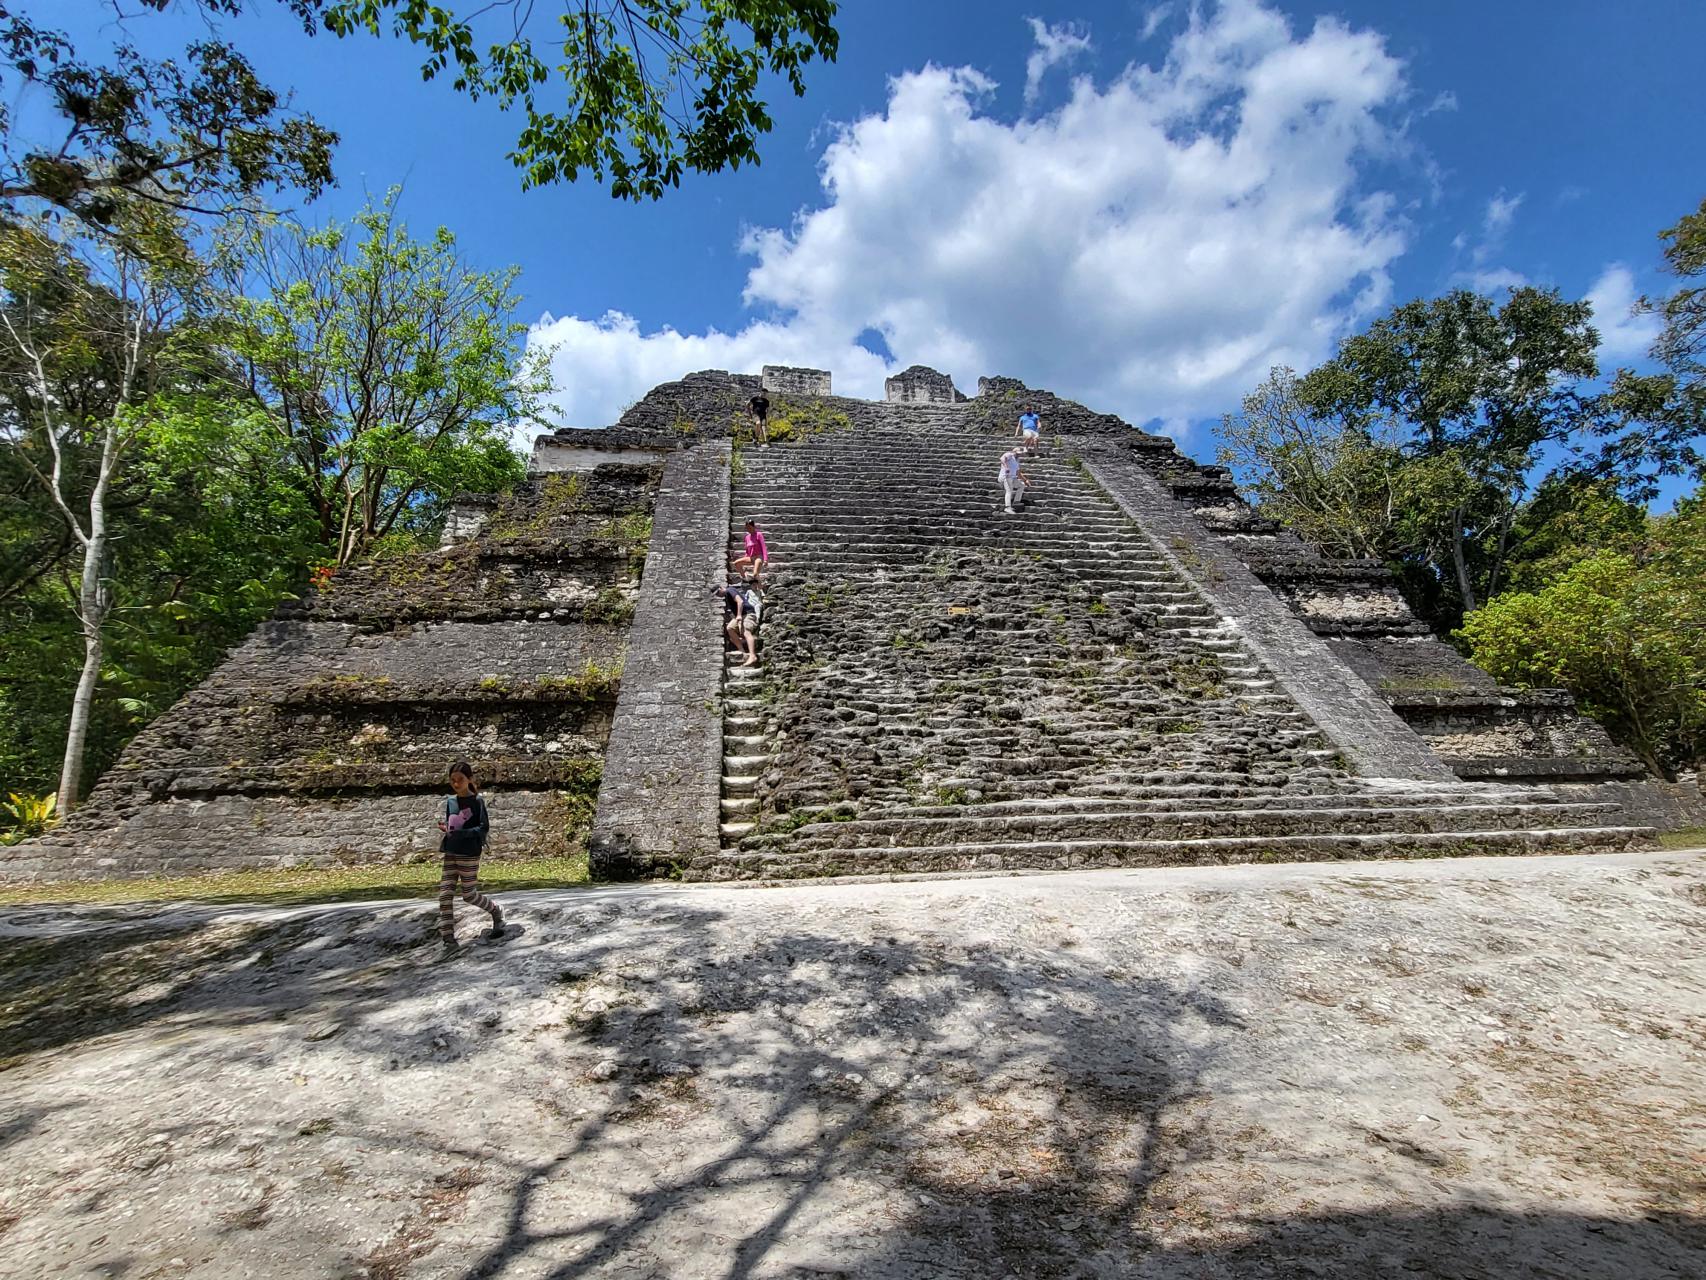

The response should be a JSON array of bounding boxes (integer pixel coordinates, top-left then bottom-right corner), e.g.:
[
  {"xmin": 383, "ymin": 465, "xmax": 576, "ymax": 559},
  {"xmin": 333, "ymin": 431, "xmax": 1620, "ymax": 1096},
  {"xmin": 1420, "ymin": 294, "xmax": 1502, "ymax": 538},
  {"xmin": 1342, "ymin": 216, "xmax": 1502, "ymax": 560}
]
[{"xmin": 1017, "ymin": 408, "xmax": 1042, "ymax": 448}]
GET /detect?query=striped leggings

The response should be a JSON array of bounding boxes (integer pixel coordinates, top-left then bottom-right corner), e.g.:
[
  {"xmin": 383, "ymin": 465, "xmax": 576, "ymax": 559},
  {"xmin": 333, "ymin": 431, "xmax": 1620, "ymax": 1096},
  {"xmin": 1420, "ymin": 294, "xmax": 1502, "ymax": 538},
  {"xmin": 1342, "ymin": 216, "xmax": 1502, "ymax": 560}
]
[{"xmin": 439, "ymin": 856, "xmax": 498, "ymax": 938}]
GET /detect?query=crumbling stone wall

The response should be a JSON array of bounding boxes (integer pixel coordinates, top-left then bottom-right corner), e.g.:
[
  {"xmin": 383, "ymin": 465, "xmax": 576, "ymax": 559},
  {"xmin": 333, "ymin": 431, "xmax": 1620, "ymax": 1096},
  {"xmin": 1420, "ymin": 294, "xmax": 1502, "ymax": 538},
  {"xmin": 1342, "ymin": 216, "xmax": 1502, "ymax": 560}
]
[
  {"xmin": 3, "ymin": 462, "xmax": 663, "ymax": 882},
  {"xmin": 761, "ymin": 365, "xmax": 832, "ymax": 396},
  {"xmin": 886, "ymin": 365, "xmax": 964, "ymax": 403},
  {"xmin": 564, "ymin": 367, "xmax": 1649, "ymax": 797},
  {"xmin": 7, "ymin": 362, "xmax": 1671, "ymax": 884}
]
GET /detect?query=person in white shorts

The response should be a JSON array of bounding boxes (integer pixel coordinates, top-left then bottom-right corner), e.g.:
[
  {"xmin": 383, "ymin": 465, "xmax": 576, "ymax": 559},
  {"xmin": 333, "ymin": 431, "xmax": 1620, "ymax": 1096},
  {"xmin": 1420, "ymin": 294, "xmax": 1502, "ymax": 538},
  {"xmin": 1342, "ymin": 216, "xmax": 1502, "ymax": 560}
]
[{"xmin": 1017, "ymin": 407, "xmax": 1041, "ymax": 449}]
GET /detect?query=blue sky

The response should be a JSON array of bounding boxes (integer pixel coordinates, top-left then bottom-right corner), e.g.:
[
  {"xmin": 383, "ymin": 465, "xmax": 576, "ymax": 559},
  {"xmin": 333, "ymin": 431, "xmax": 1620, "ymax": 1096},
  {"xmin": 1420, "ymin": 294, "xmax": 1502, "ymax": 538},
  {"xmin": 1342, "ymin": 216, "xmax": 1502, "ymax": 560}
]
[{"xmin": 43, "ymin": 1, "xmax": 1706, "ymax": 477}]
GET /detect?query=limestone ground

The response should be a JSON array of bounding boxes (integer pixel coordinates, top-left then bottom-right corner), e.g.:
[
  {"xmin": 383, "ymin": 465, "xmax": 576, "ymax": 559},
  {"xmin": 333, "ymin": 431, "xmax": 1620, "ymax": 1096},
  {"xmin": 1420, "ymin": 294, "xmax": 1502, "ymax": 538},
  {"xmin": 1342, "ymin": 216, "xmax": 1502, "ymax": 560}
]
[{"xmin": 0, "ymin": 852, "xmax": 1702, "ymax": 1278}]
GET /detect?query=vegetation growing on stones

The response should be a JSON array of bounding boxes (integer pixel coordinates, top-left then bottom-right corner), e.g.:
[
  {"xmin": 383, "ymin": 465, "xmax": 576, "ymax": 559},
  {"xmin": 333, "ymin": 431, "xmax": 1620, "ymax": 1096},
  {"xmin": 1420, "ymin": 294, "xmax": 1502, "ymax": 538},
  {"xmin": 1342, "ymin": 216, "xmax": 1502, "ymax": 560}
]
[{"xmin": 3, "ymin": 0, "xmax": 834, "ymax": 821}]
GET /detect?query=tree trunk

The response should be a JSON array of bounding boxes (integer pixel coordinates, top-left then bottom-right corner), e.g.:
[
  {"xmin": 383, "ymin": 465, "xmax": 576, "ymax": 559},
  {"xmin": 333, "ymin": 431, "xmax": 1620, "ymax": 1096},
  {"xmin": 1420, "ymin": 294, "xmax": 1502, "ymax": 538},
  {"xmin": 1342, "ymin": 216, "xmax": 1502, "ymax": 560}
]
[
  {"xmin": 56, "ymin": 529, "xmax": 107, "ymax": 813},
  {"xmin": 1450, "ymin": 507, "xmax": 1479, "ymax": 613},
  {"xmin": 55, "ymin": 423, "xmax": 119, "ymax": 814}
]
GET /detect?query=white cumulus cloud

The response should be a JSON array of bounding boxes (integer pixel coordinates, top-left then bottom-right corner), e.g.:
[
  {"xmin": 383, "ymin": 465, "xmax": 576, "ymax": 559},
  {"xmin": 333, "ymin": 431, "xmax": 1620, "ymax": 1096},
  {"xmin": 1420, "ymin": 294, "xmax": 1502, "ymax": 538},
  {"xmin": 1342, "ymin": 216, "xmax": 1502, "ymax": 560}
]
[
  {"xmin": 528, "ymin": 0, "xmax": 1414, "ymax": 438},
  {"xmin": 1023, "ymin": 18, "xmax": 1093, "ymax": 106},
  {"xmin": 1585, "ymin": 264, "xmax": 1661, "ymax": 362}
]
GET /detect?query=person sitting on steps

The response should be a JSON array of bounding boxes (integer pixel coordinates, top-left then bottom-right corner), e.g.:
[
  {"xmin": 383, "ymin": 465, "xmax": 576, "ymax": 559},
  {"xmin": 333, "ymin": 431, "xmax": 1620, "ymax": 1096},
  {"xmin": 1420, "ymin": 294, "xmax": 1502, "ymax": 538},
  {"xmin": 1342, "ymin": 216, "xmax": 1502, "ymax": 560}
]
[
  {"xmin": 998, "ymin": 446, "xmax": 1030, "ymax": 515},
  {"xmin": 731, "ymin": 518, "xmax": 769, "ymax": 585},
  {"xmin": 748, "ymin": 392, "xmax": 770, "ymax": 447},
  {"xmin": 713, "ymin": 580, "xmax": 762, "ymax": 667}
]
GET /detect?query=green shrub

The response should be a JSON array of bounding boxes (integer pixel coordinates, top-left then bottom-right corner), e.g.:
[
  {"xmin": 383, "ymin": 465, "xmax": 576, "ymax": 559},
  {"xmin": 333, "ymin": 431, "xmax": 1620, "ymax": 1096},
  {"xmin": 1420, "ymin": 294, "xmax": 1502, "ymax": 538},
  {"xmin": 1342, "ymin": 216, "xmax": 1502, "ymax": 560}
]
[{"xmin": 1459, "ymin": 515, "xmax": 1706, "ymax": 779}]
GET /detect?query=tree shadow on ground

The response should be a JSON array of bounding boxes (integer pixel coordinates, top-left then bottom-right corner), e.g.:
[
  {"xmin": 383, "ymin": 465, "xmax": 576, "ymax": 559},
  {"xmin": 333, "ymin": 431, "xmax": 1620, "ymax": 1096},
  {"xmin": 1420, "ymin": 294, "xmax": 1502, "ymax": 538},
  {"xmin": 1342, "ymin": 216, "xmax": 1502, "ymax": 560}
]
[
  {"xmin": 2, "ymin": 892, "xmax": 1700, "ymax": 1279},
  {"xmin": 440, "ymin": 909, "xmax": 1247, "ymax": 1278}
]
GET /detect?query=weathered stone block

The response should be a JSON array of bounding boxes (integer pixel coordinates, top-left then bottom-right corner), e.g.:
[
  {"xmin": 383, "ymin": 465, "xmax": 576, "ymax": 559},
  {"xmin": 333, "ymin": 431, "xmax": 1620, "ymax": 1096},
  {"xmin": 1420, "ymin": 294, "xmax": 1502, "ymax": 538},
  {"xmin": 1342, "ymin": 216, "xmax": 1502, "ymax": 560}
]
[
  {"xmin": 761, "ymin": 365, "xmax": 832, "ymax": 396},
  {"xmin": 885, "ymin": 365, "xmax": 962, "ymax": 403}
]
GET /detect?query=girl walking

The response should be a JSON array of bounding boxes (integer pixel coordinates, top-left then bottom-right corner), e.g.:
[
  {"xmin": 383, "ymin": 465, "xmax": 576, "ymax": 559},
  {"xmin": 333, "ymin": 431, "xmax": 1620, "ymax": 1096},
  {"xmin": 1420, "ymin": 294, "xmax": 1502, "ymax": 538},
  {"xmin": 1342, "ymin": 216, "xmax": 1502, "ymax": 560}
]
[{"xmin": 437, "ymin": 760, "xmax": 504, "ymax": 959}]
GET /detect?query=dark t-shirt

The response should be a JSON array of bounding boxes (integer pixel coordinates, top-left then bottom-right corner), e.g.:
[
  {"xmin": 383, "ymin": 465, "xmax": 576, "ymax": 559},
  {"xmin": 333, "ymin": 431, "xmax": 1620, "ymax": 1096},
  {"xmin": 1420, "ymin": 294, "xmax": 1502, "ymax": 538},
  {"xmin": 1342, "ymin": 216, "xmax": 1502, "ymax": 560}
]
[
  {"xmin": 441, "ymin": 792, "xmax": 489, "ymax": 857},
  {"xmin": 749, "ymin": 395, "xmax": 770, "ymax": 418}
]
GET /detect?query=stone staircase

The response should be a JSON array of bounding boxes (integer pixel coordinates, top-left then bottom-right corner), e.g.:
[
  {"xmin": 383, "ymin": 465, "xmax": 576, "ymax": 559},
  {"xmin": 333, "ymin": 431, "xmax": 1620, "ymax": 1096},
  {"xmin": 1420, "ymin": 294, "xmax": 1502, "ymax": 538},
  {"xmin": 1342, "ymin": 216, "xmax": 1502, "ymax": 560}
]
[{"xmin": 702, "ymin": 408, "xmax": 1652, "ymax": 880}]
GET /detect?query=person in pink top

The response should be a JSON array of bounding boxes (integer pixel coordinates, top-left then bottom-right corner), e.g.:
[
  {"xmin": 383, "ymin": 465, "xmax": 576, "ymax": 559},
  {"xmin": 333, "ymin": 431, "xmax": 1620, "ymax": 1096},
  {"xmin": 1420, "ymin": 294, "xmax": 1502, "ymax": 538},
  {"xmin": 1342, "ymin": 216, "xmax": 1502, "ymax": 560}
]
[{"xmin": 731, "ymin": 519, "xmax": 769, "ymax": 585}]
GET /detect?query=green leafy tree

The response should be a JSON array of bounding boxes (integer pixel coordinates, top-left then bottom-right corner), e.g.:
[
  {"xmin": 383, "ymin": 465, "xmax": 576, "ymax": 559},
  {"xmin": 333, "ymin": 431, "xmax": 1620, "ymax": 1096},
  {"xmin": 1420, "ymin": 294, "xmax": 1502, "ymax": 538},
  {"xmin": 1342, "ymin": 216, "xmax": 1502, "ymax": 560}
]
[
  {"xmin": 1216, "ymin": 366, "xmax": 1407, "ymax": 560},
  {"xmin": 220, "ymin": 193, "xmax": 539, "ymax": 564},
  {"xmin": 3, "ymin": 1, "xmax": 840, "ymax": 215},
  {"xmin": 1458, "ymin": 499, "xmax": 1706, "ymax": 778},
  {"xmin": 0, "ymin": 207, "xmax": 242, "ymax": 809},
  {"xmin": 1590, "ymin": 196, "xmax": 1706, "ymax": 501},
  {"xmin": 1299, "ymin": 287, "xmax": 1600, "ymax": 616},
  {"xmin": 0, "ymin": 403, "xmax": 318, "ymax": 798},
  {"xmin": 1496, "ymin": 475, "xmax": 1647, "ymax": 595}
]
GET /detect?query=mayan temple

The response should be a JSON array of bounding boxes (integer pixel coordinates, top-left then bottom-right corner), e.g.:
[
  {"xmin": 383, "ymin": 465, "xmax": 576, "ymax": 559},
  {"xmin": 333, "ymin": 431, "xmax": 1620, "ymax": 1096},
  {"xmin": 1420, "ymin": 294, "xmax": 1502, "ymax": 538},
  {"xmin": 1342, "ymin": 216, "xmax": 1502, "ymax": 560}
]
[{"xmin": 6, "ymin": 364, "xmax": 1685, "ymax": 884}]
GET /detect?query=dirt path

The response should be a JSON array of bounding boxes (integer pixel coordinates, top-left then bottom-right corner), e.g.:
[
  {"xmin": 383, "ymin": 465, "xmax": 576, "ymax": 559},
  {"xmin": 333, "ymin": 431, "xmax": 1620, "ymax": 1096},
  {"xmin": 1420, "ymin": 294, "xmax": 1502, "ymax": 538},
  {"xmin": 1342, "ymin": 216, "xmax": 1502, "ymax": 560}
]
[{"xmin": 1, "ymin": 852, "xmax": 1703, "ymax": 1279}]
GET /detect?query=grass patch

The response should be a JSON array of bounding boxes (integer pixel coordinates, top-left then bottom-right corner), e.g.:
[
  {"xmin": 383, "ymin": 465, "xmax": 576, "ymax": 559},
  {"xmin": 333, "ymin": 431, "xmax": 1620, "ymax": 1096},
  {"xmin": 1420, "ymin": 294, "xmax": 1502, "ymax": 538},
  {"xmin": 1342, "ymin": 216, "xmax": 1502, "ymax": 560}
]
[
  {"xmin": 0, "ymin": 854, "xmax": 592, "ymax": 910},
  {"xmin": 535, "ymin": 657, "xmax": 625, "ymax": 700},
  {"xmin": 600, "ymin": 512, "xmax": 653, "ymax": 546},
  {"xmin": 1659, "ymin": 826, "xmax": 1706, "ymax": 850},
  {"xmin": 583, "ymin": 585, "xmax": 636, "ymax": 625},
  {"xmin": 1378, "ymin": 675, "xmax": 1468, "ymax": 694}
]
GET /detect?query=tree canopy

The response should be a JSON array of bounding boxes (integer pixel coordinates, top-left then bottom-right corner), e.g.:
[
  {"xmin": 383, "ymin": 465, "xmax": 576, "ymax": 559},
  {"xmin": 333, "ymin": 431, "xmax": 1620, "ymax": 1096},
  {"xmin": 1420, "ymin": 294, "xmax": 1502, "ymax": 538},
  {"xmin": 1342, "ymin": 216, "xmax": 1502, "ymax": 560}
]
[
  {"xmin": 219, "ymin": 193, "xmax": 539, "ymax": 565},
  {"xmin": 1589, "ymin": 196, "xmax": 1706, "ymax": 501},
  {"xmin": 0, "ymin": 4, "xmax": 337, "ymax": 226},
  {"xmin": 1220, "ymin": 197, "xmax": 1706, "ymax": 778},
  {"xmin": 1, "ymin": 0, "xmax": 842, "ymax": 220}
]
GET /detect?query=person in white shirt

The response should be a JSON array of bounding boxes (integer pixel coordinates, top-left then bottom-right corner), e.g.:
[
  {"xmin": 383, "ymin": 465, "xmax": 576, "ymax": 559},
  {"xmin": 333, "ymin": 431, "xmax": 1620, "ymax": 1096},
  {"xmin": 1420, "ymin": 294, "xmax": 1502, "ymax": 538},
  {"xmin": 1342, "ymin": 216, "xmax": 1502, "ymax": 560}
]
[{"xmin": 998, "ymin": 448, "xmax": 1029, "ymax": 514}]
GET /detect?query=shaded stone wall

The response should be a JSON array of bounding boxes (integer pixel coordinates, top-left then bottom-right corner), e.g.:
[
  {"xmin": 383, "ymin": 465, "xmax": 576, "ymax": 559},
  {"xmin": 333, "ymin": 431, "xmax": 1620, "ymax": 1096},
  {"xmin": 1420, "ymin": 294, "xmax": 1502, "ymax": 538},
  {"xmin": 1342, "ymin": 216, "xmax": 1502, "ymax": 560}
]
[
  {"xmin": 530, "ymin": 428, "xmax": 678, "ymax": 474},
  {"xmin": 3, "ymin": 464, "xmax": 662, "ymax": 882}
]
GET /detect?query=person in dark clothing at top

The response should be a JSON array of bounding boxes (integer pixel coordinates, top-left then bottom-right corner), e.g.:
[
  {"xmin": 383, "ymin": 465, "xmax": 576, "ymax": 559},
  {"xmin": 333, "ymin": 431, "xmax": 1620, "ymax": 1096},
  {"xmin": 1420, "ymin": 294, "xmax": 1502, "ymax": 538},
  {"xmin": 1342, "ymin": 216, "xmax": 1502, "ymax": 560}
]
[
  {"xmin": 437, "ymin": 760, "xmax": 503, "ymax": 959},
  {"xmin": 748, "ymin": 393, "xmax": 770, "ymax": 447}
]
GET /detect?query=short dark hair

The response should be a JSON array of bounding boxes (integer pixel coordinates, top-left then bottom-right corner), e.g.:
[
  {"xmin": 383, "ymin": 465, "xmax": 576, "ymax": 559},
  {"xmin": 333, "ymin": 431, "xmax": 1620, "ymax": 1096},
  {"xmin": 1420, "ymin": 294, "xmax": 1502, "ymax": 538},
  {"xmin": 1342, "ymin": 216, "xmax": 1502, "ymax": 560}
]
[{"xmin": 745, "ymin": 518, "xmax": 757, "ymax": 529}]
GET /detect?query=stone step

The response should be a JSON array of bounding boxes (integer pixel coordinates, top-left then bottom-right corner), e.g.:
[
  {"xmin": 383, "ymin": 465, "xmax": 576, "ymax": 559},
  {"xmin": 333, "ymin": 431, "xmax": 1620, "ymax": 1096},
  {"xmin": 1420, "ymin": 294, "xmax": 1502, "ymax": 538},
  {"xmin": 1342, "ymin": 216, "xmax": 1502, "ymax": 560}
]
[
  {"xmin": 711, "ymin": 421, "xmax": 1590, "ymax": 871},
  {"xmin": 847, "ymin": 787, "xmax": 1568, "ymax": 822},
  {"xmin": 694, "ymin": 826, "xmax": 1657, "ymax": 881},
  {"xmin": 739, "ymin": 801, "xmax": 1622, "ymax": 852}
]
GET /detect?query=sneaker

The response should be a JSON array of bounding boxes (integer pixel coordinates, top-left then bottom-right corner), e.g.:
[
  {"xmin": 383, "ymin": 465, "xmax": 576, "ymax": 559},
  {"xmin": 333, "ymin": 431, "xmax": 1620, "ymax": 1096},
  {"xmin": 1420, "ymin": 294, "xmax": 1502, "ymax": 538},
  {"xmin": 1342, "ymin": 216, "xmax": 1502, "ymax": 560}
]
[
  {"xmin": 437, "ymin": 937, "xmax": 461, "ymax": 962},
  {"xmin": 485, "ymin": 908, "xmax": 506, "ymax": 940}
]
